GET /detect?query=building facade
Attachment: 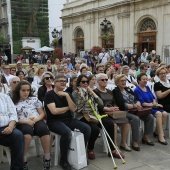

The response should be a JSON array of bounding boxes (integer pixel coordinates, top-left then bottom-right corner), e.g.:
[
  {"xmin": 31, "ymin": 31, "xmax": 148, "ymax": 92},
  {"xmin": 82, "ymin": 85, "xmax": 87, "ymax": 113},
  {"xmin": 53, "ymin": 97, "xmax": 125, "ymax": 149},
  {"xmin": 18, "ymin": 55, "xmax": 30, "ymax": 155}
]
[{"xmin": 61, "ymin": 0, "xmax": 170, "ymax": 62}]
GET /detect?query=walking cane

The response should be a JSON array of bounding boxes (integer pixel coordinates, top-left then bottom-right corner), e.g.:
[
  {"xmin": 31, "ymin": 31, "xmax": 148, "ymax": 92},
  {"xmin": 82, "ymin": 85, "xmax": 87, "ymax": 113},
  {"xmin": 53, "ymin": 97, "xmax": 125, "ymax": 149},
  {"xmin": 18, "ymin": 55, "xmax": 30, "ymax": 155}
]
[{"xmin": 88, "ymin": 99, "xmax": 125, "ymax": 169}]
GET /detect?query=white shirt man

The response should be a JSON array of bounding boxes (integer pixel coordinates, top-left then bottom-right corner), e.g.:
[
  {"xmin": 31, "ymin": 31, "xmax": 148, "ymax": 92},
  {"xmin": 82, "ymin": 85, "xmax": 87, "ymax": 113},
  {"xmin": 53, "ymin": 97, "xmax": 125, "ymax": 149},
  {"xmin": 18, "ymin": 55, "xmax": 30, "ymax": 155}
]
[{"xmin": 98, "ymin": 48, "xmax": 110, "ymax": 65}]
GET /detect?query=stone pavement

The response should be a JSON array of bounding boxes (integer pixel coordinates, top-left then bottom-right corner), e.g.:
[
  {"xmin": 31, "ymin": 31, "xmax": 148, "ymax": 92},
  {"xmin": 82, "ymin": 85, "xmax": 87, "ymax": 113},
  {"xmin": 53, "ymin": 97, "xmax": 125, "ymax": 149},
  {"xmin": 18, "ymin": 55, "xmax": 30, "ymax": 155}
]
[{"xmin": 1, "ymin": 130, "xmax": 170, "ymax": 170}]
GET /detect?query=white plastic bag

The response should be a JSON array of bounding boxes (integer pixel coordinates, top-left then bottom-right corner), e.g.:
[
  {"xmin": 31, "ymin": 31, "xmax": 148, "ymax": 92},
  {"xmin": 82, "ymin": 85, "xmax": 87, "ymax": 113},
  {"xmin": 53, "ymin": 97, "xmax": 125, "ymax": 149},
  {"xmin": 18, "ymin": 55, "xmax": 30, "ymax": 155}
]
[{"xmin": 68, "ymin": 129, "xmax": 87, "ymax": 170}]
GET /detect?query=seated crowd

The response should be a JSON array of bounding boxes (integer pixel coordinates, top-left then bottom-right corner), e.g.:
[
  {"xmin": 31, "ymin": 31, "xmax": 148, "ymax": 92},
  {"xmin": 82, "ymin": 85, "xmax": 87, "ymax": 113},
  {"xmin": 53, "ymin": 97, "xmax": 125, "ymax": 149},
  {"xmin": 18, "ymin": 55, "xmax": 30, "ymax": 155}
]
[{"xmin": 0, "ymin": 51, "xmax": 170, "ymax": 170}]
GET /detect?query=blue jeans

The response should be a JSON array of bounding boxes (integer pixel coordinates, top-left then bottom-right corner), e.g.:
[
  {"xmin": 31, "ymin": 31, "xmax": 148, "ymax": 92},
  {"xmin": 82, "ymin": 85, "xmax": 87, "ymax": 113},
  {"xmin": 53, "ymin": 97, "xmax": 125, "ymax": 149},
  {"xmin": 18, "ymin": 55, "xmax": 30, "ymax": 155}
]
[
  {"xmin": 48, "ymin": 118, "xmax": 91, "ymax": 162},
  {"xmin": 0, "ymin": 127, "xmax": 24, "ymax": 170}
]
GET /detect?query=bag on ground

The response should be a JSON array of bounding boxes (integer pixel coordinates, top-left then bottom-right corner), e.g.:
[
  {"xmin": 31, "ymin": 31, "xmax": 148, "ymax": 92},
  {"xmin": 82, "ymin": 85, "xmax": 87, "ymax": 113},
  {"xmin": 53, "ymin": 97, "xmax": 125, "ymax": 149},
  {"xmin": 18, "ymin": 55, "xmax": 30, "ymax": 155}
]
[{"xmin": 68, "ymin": 130, "xmax": 87, "ymax": 170}]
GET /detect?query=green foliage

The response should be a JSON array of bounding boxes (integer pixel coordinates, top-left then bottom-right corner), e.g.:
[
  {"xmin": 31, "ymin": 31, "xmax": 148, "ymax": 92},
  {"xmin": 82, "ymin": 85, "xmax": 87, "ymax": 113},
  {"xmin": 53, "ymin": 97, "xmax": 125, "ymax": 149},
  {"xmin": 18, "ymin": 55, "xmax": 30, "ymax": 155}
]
[
  {"xmin": 11, "ymin": 0, "xmax": 49, "ymax": 54},
  {"xmin": 13, "ymin": 40, "xmax": 22, "ymax": 54},
  {"xmin": 102, "ymin": 34, "xmax": 109, "ymax": 40}
]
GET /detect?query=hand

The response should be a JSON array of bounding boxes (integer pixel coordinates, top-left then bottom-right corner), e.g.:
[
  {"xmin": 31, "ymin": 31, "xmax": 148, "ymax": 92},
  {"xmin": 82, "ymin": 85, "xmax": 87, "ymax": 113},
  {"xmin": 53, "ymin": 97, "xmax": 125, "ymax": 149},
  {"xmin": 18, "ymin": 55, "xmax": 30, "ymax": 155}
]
[
  {"xmin": 2, "ymin": 126, "xmax": 13, "ymax": 135},
  {"xmin": 57, "ymin": 91, "xmax": 68, "ymax": 97},
  {"xmin": 136, "ymin": 102, "xmax": 141, "ymax": 108},
  {"xmin": 32, "ymin": 117, "xmax": 39, "ymax": 123},
  {"xmin": 156, "ymin": 104, "xmax": 163, "ymax": 108},
  {"xmin": 87, "ymin": 87, "xmax": 93, "ymax": 94},
  {"xmin": 153, "ymin": 101, "xmax": 157, "ymax": 106},
  {"xmin": 26, "ymin": 119, "xmax": 35, "ymax": 127}
]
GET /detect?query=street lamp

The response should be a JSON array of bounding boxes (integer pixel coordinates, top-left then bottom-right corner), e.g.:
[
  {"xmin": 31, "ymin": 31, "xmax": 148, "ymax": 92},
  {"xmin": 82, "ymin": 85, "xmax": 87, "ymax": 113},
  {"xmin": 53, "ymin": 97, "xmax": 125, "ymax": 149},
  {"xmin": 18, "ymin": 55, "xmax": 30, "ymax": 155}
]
[
  {"xmin": 51, "ymin": 28, "xmax": 59, "ymax": 48},
  {"xmin": 100, "ymin": 18, "xmax": 111, "ymax": 48}
]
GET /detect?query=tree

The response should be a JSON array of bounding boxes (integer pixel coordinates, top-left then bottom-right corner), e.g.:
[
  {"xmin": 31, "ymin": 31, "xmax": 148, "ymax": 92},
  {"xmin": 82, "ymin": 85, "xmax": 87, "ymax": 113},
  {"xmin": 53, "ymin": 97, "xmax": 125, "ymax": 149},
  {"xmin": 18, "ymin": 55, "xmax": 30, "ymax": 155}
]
[{"xmin": 52, "ymin": 39, "xmax": 58, "ymax": 48}]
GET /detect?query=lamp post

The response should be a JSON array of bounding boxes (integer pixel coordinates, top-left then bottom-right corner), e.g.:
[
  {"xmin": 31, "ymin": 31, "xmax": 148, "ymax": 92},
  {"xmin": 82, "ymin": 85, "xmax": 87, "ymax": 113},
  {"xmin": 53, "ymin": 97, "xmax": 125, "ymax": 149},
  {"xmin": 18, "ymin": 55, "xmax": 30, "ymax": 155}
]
[
  {"xmin": 100, "ymin": 18, "xmax": 111, "ymax": 48},
  {"xmin": 51, "ymin": 28, "xmax": 59, "ymax": 48}
]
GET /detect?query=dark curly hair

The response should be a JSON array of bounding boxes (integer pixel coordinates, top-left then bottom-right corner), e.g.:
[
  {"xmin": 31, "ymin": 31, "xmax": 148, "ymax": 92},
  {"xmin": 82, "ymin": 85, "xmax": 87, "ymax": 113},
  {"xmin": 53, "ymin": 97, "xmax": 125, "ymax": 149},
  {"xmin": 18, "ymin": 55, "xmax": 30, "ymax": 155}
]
[{"xmin": 12, "ymin": 81, "xmax": 33, "ymax": 104}]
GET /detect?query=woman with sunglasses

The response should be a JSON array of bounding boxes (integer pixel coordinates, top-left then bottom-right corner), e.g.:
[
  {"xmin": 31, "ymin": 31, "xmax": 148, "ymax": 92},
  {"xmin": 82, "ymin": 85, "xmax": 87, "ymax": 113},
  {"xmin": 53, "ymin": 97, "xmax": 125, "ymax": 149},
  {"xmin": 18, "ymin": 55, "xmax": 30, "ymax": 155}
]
[
  {"xmin": 12, "ymin": 81, "xmax": 51, "ymax": 170},
  {"xmin": 113, "ymin": 74, "xmax": 155, "ymax": 151},
  {"xmin": 7, "ymin": 76, "xmax": 20, "ymax": 97},
  {"xmin": 32, "ymin": 66, "xmax": 45, "ymax": 87},
  {"xmin": 73, "ymin": 75, "xmax": 124, "ymax": 160},
  {"xmin": 38, "ymin": 72, "xmax": 54, "ymax": 104},
  {"xmin": 94, "ymin": 73, "xmax": 130, "ymax": 152}
]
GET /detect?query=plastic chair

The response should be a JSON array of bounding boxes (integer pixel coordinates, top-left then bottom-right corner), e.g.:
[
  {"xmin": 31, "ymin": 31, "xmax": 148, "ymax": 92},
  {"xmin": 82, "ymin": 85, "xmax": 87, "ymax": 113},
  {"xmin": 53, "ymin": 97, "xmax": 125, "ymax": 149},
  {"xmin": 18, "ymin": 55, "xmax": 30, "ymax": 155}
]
[
  {"xmin": 50, "ymin": 132, "xmax": 61, "ymax": 166},
  {"xmin": 0, "ymin": 145, "xmax": 11, "ymax": 164}
]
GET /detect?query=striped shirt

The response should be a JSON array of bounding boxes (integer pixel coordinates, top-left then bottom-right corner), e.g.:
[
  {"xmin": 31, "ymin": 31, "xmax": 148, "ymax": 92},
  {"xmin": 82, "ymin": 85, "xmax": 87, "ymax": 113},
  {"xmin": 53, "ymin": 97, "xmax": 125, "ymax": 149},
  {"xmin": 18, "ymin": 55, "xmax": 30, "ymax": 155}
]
[{"xmin": 0, "ymin": 93, "xmax": 18, "ymax": 127}]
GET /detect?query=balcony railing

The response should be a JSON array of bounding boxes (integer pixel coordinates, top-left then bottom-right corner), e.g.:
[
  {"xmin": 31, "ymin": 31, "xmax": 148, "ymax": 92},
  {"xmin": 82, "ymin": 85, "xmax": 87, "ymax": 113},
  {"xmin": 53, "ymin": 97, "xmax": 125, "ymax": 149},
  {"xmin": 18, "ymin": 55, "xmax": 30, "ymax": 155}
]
[
  {"xmin": 1, "ymin": 18, "xmax": 8, "ymax": 25},
  {"xmin": 1, "ymin": 0, "xmax": 7, "ymax": 7}
]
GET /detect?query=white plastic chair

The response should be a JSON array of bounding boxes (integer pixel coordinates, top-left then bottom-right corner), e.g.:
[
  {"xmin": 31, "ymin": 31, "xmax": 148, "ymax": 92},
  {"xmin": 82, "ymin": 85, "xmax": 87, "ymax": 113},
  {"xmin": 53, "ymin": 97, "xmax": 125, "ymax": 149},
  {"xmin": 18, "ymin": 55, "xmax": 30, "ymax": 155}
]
[
  {"xmin": 0, "ymin": 136, "xmax": 40, "ymax": 165},
  {"xmin": 50, "ymin": 132, "xmax": 61, "ymax": 166}
]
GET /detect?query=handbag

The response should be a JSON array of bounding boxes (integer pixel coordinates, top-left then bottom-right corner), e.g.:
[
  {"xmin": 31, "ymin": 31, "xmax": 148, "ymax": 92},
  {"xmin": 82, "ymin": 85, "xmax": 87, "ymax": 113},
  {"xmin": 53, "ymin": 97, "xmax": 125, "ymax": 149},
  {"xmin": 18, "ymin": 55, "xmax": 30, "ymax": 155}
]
[
  {"xmin": 83, "ymin": 113, "xmax": 98, "ymax": 124},
  {"xmin": 112, "ymin": 111, "xmax": 127, "ymax": 119},
  {"xmin": 152, "ymin": 106, "xmax": 163, "ymax": 110},
  {"xmin": 68, "ymin": 130, "xmax": 87, "ymax": 170},
  {"xmin": 129, "ymin": 107, "xmax": 152, "ymax": 117}
]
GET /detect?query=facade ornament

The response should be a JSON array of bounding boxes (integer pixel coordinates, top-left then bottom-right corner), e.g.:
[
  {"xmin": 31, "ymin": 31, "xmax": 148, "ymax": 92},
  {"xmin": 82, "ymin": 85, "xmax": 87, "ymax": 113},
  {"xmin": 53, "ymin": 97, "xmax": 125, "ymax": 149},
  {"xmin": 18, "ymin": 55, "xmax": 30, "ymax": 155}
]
[{"xmin": 117, "ymin": 10, "xmax": 130, "ymax": 19}]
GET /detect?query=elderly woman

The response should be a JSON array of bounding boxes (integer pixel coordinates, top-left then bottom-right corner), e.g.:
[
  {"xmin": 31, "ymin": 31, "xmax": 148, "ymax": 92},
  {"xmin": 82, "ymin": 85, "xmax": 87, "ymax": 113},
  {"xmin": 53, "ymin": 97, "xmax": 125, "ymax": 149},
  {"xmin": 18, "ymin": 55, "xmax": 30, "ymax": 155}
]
[
  {"xmin": 38, "ymin": 71, "xmax": 54, "ymax": 104},
  {"xmin": 113, "ymin": 74, "xmax": 155, "ymax": 151},
  {"xmin": 7, "ymin": 76, "xmax": 20, "ymax": 97},
  {"xmin": 93, "ymin": 73, "xmax": 130, "ymax": 152},
  {"xmin": 72, "ymin": 75, "xmax": 124, "ymax": 159},
  {"xmin": 134, "ymin": 73, "xmax": 167, "ymax": 145},
  {"xmin": 32, "ymin": 66, "xmax": 45, "ymax": 87},
  {"xmin": 12, "ymin": 81, "xmax": 51, "ymax": 170},
  {"xmin": 120, "ymin": 65, "xmax": 137, "ymax": 86},
  {"xmin": 154, "ymin": 67, "xmax": 170, "ymax": 112}
]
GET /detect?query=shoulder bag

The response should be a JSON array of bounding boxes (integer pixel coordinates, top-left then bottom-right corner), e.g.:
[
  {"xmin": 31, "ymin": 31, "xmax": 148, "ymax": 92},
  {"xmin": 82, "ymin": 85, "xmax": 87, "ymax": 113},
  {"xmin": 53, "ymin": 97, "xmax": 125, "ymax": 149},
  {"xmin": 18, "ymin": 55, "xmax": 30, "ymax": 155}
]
[{"xmin": 129, "ymin": 107, "xmax": 152, "ymax": 117}]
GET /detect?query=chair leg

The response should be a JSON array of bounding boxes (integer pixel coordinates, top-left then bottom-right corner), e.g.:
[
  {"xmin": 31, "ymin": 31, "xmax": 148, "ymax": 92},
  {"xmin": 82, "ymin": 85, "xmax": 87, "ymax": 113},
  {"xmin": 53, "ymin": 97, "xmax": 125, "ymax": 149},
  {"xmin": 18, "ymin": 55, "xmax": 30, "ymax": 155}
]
[
  {"xmin": 4, "ymin": 147, "xmax": 11, "ymax": 164},
  {"xmin": 54, "ymin": 134, "xmax": 60, "ymax": 166},
  {"xmin": 34, "ymin": 138, "xmax": 40, "ymax": 157}
]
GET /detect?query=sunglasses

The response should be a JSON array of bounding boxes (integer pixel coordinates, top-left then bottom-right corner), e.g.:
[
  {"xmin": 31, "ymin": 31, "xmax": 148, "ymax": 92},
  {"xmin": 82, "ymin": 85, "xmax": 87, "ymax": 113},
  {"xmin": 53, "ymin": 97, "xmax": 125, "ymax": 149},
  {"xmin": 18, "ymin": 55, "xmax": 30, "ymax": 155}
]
[
  {"xmin": 12, "ymin": 81, "xmax": 19, "ymax": 84},
  {"xmin": 100, "ymin": 79, "xmax": 108, "ymax": 82},
  {"xmin": 56, "ymin": 80, "xmax": 67, "ymax": 83},
  {"xmin": 81, "ymin": 80, "xmax": 89, "ymax": 84},
  {"xmin": 45, "ymin": 77, "xmax": 53, "ymax": 80},
  {"xmin": 11, "ymin": 70, "xmax": 16, "ymax": 71},
  {"xmin": 4, "ymin": 68, "xmax": 10, "ymax": 70}
]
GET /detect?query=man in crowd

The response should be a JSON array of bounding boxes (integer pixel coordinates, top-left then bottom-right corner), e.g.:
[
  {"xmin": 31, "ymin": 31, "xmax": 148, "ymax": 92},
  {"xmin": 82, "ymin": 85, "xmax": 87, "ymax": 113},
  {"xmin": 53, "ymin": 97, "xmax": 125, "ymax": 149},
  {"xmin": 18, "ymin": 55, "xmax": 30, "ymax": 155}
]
[
  {"xmin": 0, "ymin": 93, "xmax": 24, "ymax": 170},
  {"xmin": 98, "ymin": 48, "xmax": 110, "ymax": 65},
  {"xmin": 44, "ymin": 75, "xmax": 90, "ymax": 170}
]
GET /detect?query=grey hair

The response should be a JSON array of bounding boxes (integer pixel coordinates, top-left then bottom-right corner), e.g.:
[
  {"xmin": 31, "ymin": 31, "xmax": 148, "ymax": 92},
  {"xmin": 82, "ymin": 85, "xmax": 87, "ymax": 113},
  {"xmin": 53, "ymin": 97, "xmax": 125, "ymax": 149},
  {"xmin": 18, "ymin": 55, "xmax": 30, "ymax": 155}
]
[
  {"xmin": 54, "ymin": 75, "xmax": 67, "ymax": 82},
  {"xmin": 41, "ymin": 71, "xmax": 55, "ymax": 85},
  {"xmin": 96, "ymin": 73, "xmax": 108, "ymax": 82},
  {"xmin": 120, "ymin": 65, "xmax": 129, "ymax": 74},
  {"xmin": 9, "ymin": 76, "xmax": 20, "ymax": 84}
]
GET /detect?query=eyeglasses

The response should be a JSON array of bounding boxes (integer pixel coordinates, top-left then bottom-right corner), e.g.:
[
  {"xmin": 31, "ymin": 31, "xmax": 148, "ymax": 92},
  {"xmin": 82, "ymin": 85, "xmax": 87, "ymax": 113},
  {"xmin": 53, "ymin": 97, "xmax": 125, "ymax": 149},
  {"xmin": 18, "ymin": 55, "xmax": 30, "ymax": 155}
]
[
  {"xmin": 159, "ymin": 72, "xmax": 166, "ymax": 75},
  {"xmin": 4, "ymin": 68, "xmax": 10, "ymax": 70},
  {"xmin": 120, "ymin": 79, "xmax": 126, "ymax": 82},
  {"xmin": 40, "ymin": 68, "xmax": 44, "ymax": 69},
  {"xmin": 12, "ymin": 81, "xmax": 19, "ymax": 84},
  {"xmin": 11, "ymin": 70, "xmax": 16, "ymax": 71},
  {"xmin": 45, "ymin": 77, "xmax": 53, "ymax": 80},
  {"xmin": 56, "ymin": 80, "xmax": 67, "ymax": 83},
  {"xmin": 81, "ymin": 80, "xmax": 89, "ymax": 84},
  {"xmin": 100, "ymin": 79, "xmax": 108, "ymax": 82}
]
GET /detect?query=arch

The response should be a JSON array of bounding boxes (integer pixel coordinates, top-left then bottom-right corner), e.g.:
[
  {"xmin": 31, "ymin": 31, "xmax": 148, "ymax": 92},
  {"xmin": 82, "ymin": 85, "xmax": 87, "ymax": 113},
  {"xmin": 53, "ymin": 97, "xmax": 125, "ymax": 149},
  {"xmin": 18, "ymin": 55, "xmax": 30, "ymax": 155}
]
[
  {"xmin": 135, "ymin": 15, "xmax": 157, "ymax": 33},
  {"xmin": 135, "ymin": 15, "xmax": 157, "ymax": 55},
  {"xmin": 73, "ymin": 26, "xmax": 84, "ymax": 54}
]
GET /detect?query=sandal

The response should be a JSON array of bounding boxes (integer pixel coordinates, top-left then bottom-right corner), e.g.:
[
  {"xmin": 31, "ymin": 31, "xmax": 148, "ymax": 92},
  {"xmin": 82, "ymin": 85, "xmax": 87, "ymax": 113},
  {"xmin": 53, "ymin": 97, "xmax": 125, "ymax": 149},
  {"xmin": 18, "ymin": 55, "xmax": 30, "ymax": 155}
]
[{"xmin": 120, "ymin": 144, "xmax": 131, "ymax": 152}]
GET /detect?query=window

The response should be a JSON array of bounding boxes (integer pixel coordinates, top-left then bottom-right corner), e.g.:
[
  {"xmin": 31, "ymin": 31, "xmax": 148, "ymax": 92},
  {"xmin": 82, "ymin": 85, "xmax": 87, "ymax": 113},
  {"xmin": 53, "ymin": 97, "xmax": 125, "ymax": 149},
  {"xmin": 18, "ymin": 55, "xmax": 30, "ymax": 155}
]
[{"xmin": 140, "ymin": 19, "xmax": 156, "ymax": 32}]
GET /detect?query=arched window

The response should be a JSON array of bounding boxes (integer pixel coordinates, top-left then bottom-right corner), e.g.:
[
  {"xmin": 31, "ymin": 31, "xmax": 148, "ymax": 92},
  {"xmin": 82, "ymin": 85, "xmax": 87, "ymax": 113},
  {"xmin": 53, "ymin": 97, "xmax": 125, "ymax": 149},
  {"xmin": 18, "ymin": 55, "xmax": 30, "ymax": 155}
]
[
  {"xmin": 76, "ymin": 29, "xmax": 84, "ymax": 38},
  {"xmin": 140, "ymin": 18, "xmax": 156, "ymax": 32}
]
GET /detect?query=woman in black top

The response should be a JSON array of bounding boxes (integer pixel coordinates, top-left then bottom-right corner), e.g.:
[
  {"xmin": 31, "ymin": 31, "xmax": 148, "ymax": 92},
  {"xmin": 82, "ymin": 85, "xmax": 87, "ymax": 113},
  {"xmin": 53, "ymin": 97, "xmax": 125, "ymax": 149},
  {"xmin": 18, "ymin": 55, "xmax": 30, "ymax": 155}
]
[{"xmin": 154, "ymin": 67, "xmax": 170, "ymax": 112}]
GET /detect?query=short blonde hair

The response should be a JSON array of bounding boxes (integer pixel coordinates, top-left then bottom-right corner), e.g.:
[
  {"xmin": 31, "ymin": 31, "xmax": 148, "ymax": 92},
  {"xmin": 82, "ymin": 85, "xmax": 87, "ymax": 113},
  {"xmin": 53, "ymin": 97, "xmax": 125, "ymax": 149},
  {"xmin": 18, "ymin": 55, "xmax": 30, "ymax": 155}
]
[
  {"xmin": 156, "ymin": 67, "xmax": 168, "ymax": 76},
  {"xmin": 34, "ymin": 65, "xmax": 45, "ymax": 76},
  {"xmin": 114, "ymin": 74, "xmax": 126, "ymax": 86}
]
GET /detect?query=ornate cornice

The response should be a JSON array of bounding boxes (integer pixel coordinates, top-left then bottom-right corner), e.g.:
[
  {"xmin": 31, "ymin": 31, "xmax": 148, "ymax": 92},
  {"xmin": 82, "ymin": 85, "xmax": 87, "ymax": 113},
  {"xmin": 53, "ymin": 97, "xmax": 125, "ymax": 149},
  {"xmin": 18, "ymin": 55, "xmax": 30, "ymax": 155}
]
[
  {"xmin": 63, "ymin": 23, "xmax": 70, "ymax": 28},
  {"xmin": 117, "ymin": 10, "xmax": 130, "ymax": 19}
]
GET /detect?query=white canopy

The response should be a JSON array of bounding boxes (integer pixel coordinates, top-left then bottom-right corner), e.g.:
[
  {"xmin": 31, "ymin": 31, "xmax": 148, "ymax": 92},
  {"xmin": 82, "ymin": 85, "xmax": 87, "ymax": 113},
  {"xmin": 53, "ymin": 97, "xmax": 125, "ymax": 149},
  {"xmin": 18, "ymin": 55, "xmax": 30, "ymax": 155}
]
[{"xmin": 36, "ymin": 46, "xmax": 54, "ymax": 52}]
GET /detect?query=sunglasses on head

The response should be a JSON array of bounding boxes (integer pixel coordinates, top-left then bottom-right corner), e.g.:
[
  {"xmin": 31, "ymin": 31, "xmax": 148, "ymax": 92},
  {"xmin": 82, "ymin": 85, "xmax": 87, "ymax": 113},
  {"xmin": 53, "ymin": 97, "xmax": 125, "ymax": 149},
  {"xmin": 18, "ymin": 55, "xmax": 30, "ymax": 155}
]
[
  {"xmin": 81, "ymin": 80, "xmax": 89, "ymax": 84},
  {"xmin": 100, "ymin": 78, "xmax": 108, "ymax": 82},
  {"xmin": 12, "ymin": 81, "xmax": 19, "ymax": 84},
  {"xmin": 45, "ymin": 77, "xmax": 53, "ymax": 80}
]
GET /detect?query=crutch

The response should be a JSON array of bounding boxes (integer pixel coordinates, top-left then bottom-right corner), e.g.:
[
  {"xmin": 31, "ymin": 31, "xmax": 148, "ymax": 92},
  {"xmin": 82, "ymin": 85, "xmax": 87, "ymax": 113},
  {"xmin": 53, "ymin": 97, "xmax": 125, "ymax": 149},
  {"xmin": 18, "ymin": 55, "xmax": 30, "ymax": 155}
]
[{"xmin": 88, "ymin": 99, "xmax": 125, "ymax": 169}]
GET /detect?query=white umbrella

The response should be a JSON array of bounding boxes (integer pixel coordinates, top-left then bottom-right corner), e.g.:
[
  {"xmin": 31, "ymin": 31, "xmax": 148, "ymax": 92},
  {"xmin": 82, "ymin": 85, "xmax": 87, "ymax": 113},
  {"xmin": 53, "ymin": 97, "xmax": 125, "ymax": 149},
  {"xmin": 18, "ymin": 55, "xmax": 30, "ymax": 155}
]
[{"xmin": 36, "ymin": 46, "xmax": 54, "ymax": 52}]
